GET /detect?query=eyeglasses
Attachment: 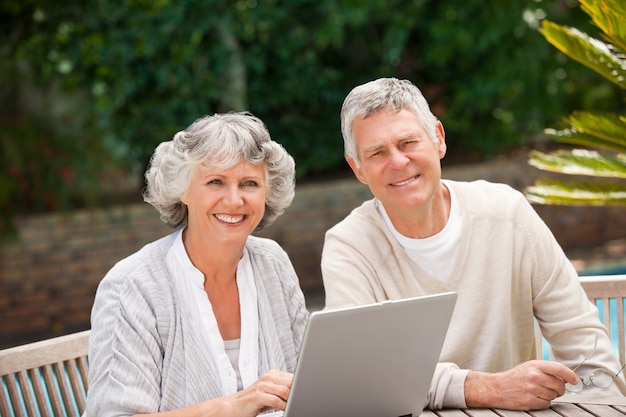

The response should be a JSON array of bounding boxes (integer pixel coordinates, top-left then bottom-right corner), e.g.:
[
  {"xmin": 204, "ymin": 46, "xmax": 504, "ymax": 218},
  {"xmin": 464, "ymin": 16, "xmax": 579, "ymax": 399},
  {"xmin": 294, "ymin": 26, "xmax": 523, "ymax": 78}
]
[{"xmin": 565, "ymin": 335, "xmax": 626, "ymax": 392}]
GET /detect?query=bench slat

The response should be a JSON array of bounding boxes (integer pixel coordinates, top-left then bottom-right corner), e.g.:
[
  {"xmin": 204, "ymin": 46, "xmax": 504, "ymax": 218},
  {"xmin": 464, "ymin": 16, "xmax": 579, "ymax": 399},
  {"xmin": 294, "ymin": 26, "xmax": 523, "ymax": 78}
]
[{"xmin": 29, "ymin": 368, "xmax": 53, "ymax": 417}]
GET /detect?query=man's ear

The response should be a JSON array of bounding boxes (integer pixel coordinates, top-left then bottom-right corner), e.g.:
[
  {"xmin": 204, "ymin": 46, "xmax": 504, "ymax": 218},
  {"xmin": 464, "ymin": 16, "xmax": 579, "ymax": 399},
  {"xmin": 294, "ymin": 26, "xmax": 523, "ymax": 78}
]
[
  {"xmin": 346, "ymin": 156, "xmax": 368, "ymax": 185},
  {"xmin": 436, "ymin": 121, "xmax": 447, "ymax": 160}
]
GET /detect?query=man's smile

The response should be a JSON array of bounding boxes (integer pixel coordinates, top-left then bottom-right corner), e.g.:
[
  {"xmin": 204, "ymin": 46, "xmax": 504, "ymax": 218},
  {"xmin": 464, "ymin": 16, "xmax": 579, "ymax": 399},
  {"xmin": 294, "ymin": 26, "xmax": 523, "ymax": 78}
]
[{"xmin": 390, "ymin": 175, "xmax": 419, "ymax": 187}]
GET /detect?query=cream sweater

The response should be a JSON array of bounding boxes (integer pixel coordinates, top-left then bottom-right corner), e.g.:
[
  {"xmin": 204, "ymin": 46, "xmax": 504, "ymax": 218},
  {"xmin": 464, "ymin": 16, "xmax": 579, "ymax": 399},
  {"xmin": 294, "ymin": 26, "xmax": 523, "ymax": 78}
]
[{"xmin": 322, "ymin": 180, "xmax": 625, "ymax": 409}]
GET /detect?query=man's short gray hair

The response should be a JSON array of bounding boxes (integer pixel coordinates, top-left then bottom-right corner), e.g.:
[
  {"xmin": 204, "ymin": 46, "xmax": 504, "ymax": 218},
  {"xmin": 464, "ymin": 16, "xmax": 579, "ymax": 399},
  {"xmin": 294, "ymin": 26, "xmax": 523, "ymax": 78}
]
[{"xmin": 340, "ymin": 78, "xmax": 439, "ymax": 166}]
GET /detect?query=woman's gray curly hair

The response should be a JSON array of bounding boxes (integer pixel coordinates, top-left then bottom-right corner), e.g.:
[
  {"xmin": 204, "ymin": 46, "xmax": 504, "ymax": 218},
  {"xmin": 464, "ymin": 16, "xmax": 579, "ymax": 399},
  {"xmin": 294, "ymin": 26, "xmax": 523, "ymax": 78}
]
[{"xmin": 143, "ymin": 112, "xmax": 295, "ymax": 232}]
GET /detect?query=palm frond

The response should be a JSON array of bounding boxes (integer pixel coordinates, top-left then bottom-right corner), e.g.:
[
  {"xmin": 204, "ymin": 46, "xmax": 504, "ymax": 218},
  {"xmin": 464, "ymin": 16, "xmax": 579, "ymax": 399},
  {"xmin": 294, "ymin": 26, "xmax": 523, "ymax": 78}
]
[
  {"xmin": 580, "ymin": 0, "xmax": 626, "ymax": 52},
  {"xmin": 528, "ymin": 149, "xmax": 626, "ymax": 178},
  {"xmin": 544, "ymin": 111, "xmax": 626, "ymax": 153},
  {"xmin": 544, "ymin": 128, "xmax": 623, "ymax": 152},
  {"xmin": 539, "ymin": 20, "xmax": 626, "ymax": 88},
  {"xmin": 525, "ymin": 178, "xmax": 626, "ymax": 205},
  {"xmin": 528, "ymin": 0, "xmax": 626, "ymax": 206}
]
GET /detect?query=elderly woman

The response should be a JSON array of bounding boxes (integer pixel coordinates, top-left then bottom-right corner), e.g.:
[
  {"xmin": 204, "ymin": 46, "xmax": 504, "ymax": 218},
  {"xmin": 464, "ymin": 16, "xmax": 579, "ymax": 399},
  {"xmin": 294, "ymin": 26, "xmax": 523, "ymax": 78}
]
[{"xmin": 86, "ymin": 112, "xmax": 309, "ymax": 416}]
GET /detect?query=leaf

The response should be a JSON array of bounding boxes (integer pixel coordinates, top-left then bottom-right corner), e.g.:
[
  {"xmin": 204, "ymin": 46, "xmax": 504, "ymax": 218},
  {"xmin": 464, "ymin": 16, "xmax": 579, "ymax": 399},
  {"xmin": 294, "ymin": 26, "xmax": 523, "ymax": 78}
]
[
  {"xmin": 539, "ymin": 20, "xmax": 626, "ymax": 89},
  {"xmin": 525, "ymin": 178, "xmax": 626, "ymax": 206},
  {"xmin": 528, "ymin": 0, "xmax": 626, "ymax": 207},
  {"xmin": 528, "ymin": 149, "xmax": 626, "ymax": 178},
  {"xmin": 544, "ymin": 111, "xmax": 626, "ymax": 154},
  {"xmin": 580, "ymin": 0, "xmax": 626, "ymax": 52}
]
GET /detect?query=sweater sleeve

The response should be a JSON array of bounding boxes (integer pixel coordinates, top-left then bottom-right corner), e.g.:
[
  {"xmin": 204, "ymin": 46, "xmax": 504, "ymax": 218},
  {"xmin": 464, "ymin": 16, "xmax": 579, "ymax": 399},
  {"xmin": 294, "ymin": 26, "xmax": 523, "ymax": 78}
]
[
  {"xmin": 86, "ymin": 256, "xmax": 169, "ymax": 417},
  {"xmin": 323, "ymin": 226, "xmax": 474, "ymax": 409},
  {"xmin": 428, "ymin": 363, "xmax": 469, "ymax": 409},
  {"xmin": 322, "ymin": 202, "xmax": 470, "ymax": 409},
  {"xmin": 321, "ymin": 231, "xmax": 381, "ymax": 308},
  {"xmin": 520, "ymin": 195, "xmax": 626, "ymax": 396},
  {"xmin": 258, "ymin": 237, "xmax": 310, "ymax": 363}
]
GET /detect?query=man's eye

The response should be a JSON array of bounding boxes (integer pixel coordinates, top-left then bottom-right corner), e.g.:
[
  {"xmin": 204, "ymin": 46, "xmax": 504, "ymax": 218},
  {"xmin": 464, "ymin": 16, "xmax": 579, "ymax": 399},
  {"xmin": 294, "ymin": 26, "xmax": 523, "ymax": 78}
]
[{"xmin": 406, "ymin": 138, "xmax": 425, "ymax": 146}]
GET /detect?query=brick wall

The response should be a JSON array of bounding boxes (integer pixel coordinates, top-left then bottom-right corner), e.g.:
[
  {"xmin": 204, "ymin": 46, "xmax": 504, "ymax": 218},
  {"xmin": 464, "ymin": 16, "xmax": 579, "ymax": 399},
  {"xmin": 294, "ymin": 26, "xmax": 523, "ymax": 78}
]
[
  {"xmin": 1, "ymin": 159, "xmax": 625, "ymax": 348},
  {"xmin": 0, "ymin": 205, "xmax": 171, "ymax": 348}
]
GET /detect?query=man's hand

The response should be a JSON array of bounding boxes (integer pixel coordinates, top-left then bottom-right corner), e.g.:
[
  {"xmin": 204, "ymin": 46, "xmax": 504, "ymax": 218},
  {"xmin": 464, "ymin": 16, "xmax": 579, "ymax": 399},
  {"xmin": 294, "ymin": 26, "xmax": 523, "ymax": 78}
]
[{"xmin": 464, "ymin": 360, "xmax": 579, "ymax": 410}]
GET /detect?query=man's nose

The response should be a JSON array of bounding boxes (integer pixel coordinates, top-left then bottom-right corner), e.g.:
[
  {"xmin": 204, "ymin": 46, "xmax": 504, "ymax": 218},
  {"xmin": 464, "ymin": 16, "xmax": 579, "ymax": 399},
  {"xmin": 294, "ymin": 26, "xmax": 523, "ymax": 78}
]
[{"xmin": 388, "ymin": 147, "xmax": 409, "ymax": 169}]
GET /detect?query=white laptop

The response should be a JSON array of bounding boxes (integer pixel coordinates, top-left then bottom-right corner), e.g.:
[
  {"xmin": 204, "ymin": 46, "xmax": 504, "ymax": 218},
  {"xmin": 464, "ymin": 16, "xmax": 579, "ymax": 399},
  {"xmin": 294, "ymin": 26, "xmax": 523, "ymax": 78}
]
[{"xmin": 260, "ymin": 291, "xmax": 457, "ymax": 417}]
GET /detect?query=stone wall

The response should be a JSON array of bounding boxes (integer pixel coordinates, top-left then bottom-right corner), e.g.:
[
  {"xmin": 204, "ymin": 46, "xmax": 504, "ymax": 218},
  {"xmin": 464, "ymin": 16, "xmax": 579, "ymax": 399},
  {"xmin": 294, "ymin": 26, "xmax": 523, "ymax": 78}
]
[{"xmin": 1, "ymin": 158, "xmax": 625, "ymax": 348}]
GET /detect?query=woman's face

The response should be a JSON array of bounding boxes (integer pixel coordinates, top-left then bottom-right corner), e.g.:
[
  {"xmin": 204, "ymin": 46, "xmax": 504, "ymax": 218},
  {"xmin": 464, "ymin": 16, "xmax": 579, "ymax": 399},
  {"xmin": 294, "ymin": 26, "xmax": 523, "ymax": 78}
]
[{"xmin": 181, "ymin": 159, "xmax": 266, "ymax": 247}]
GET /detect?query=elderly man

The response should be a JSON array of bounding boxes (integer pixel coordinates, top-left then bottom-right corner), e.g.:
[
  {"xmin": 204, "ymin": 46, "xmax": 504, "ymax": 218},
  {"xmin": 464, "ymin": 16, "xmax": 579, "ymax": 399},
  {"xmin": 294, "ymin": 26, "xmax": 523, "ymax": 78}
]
[{"xmin": 321, "ymin": 77, "xmax": 625, "ymax": 410}]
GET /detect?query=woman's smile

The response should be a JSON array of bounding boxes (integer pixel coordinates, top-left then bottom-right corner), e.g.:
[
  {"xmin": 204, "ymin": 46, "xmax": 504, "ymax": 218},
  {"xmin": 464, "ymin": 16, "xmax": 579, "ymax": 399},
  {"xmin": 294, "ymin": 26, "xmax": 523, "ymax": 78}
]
[{"xmin": 214, "ymin": 213, "xmax": 246, "ymax": 224}]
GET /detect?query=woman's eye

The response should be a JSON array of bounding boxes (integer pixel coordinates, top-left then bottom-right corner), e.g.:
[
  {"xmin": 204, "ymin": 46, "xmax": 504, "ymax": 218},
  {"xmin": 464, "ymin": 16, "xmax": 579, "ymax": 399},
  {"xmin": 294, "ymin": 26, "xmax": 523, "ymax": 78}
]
[
  {"xmin": 207, "ymin": 179, "xmax": 222, "ymax": 185},
  {"xmin": 243, "ymin": 180, "xmax": 258, "ymax": 187}
]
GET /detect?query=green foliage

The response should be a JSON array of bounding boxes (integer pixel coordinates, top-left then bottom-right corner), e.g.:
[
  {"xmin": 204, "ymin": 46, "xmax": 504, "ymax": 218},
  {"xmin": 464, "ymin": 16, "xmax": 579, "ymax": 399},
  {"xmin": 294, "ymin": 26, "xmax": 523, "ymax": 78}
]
[
  {"xmin": 524, "ymin": 178, "xmax": 626, "ymax": 205},
  {"xmin": 4, "ymin": 0, "xmax": 608, "ymax": 166},
  {"xmin": 529, "ymin": 148, "xmax": 626, "ymax": 178},
  {"xmin": 0, "ymin": 116, "xmax": 115, "ymax": 240},
  {"xmin": 526, "ymin": 0, "xmax": 626, "ymax": 206},
  {"xmin": 544, "ymin": 112, "xmax": 626, "ymax": 152},
  {"xmin": 539, "ymin": 20, "xmax": 626, "ymax": 89},
  {"xmin": 2, "ymin": 0, "xmax": 621, "ymax": 239}
]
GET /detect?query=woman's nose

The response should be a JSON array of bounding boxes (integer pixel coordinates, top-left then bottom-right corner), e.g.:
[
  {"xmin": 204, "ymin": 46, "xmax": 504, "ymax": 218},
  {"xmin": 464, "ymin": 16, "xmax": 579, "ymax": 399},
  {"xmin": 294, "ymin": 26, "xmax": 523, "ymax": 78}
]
[{"xmin": 223, "ymin": 185, "xmax": 244, "ymax": 206}]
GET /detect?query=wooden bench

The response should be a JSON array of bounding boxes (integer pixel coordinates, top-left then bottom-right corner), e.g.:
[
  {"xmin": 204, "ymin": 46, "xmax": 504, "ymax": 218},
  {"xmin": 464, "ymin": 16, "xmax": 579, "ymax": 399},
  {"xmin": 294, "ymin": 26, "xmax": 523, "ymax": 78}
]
[
  {"xmin": 580, "ymin": 274, "xmax": 626, "ymax": 364},
  {"xmin": 0, "ymin": 330, "xmax": 90, "ymax": 417},
  {"xmin": 1, "ymin": 275, "xmax": 624, "ymax": 415}
]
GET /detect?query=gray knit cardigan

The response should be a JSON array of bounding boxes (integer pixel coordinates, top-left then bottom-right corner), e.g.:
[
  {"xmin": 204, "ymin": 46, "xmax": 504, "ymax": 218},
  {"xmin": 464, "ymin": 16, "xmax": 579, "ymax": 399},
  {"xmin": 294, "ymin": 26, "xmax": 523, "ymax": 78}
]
[{"xmin": 85, "ymin": 232, "xmax": 309, "ymax": 417}]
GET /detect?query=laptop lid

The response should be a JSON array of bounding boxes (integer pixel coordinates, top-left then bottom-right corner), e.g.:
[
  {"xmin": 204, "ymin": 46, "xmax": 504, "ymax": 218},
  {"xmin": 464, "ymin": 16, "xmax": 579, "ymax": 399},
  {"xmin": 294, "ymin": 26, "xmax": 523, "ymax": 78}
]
[{"xmin": 281, "ymin": 291, "xmax": 457, "ymax": 417}]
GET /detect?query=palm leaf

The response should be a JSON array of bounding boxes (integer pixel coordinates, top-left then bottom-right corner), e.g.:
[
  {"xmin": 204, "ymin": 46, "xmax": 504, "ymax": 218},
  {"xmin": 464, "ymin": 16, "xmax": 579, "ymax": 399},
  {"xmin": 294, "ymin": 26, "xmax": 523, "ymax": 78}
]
[
  {"xmin": 580, "ymin": 0, "xmax": 626, "ymax": 52},
  {"xmin": 528, "ymin": 0, "xmax": 626, "ymax": 206},
  {"xmin": 544, "ymin": 128, "xmax": 625, "ymax": 152},
  {"xmin": 539, "ymin": 20, "xmax": 626, "ymax": 88},
  {"xmin": 544, "ymin": 111, "xmax": 626, "ymax": 153},
  {"xmin": 525, "ymin": 178, "xmax": 626, "ymax": 205},
  {"xmin": 528, "ymin": 149, "xmax": 626, "ymax": 178}
]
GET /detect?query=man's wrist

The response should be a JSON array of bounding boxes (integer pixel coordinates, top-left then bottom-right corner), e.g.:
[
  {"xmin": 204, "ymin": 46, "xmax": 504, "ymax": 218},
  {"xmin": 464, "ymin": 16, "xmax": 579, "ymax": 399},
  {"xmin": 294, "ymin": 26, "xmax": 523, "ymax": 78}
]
[{"xmin": 464, "ymin": 371, "xmax": 498, "ymax": 408}]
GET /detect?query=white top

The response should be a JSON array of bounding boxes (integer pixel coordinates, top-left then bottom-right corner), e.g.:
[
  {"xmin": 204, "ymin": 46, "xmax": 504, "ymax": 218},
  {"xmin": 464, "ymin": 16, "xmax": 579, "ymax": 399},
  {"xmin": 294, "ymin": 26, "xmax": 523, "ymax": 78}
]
[
  {"xmin": 376, "ymin": 184, "xmax": 462, "ymax": 282},
  {"xmin": 224, "ymin": 338, "xmax": 243, "ymax": 391},
  {"xmin": 166, "ymin": 229, "xmax": 259, "ymax": 395}
]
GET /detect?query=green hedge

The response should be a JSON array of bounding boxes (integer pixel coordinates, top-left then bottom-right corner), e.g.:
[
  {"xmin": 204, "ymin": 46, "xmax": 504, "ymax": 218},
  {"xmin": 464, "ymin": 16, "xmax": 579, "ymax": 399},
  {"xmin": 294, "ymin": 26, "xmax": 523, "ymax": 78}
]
[{"xmin": 0, "ymin": 0, "xmax": 621, "ymax": 237}]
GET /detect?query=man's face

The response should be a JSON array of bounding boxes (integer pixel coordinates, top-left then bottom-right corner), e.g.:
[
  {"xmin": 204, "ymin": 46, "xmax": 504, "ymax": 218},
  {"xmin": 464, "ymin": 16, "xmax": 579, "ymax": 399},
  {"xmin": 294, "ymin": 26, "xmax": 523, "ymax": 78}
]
[{"xmin": 347, "ymin": 108, "xmax": 446, "ymax": 227}]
